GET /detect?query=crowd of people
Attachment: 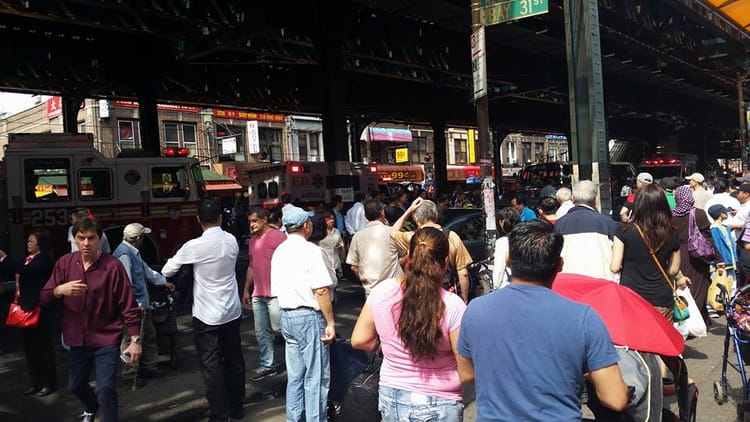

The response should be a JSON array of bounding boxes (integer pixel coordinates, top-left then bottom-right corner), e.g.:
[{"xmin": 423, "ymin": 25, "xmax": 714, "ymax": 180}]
[{"xmin": 2, "ymin": 170, "xmax": 744, "ymax": 421}]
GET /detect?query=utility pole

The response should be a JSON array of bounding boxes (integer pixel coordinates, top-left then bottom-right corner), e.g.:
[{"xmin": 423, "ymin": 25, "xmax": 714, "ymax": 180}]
[
  {"xmin": 470, "ymin": 0, "xmax": 497, "ymax": 258},
  {"xmin": 739, "ymin": 74, "xmax": 747, "ymax": 172}
]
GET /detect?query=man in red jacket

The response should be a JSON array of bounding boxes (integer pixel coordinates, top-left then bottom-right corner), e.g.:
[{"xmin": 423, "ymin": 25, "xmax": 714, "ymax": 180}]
[{"xmin": 40, "ymin": 218, "xmax": 142, "ymax": 422}]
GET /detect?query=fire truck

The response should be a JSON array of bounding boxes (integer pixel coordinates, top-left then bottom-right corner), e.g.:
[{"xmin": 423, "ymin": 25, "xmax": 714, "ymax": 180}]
[
  {"xmin": 0, "ymin": 133, "xmax": 211, "ymax": 264},
  {"xmin": 639, "ymin": 153, "xmax": 697, "ymax": 180},
  {"xmin": 246, "ymin": 161, "xmax": 380, "ymax": 208}
]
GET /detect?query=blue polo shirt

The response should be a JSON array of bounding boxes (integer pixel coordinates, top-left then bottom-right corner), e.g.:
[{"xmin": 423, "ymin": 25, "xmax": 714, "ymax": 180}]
[{"xmin": 458, "ymin": 284, "xmax": 618, "ymax": 421}]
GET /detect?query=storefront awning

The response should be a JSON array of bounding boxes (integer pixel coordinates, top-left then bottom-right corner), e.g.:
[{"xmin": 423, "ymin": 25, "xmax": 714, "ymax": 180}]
[
  {"xmin": 362, "ymin": 127, "xmax": 413, "ymax": 143},
  {"xmin": 201, "ymin": 168, "xmax": 243, "ymax": 191}
]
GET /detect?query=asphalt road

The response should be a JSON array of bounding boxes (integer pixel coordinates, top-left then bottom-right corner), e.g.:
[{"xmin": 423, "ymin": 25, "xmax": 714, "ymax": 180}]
[{"xmin": 0, "ymin": 278, "xmax": 747, "ymax": 421}]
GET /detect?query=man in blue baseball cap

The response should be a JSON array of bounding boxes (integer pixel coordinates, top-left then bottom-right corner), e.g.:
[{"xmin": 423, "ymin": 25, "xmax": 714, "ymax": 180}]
[{"xmin": 271, "ymin": 205, "xmax": 336, "ymax": 421}]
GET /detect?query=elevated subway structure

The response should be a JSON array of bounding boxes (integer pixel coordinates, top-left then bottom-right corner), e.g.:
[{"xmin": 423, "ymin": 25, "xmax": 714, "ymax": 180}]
[{"xmin": 0, "ymin": 0, "xmax": 748, "ymax": 198}]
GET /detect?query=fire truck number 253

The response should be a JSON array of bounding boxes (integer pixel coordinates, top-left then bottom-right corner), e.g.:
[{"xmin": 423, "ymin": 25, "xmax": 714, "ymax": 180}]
[{"xmin": 31, "ymin": 209, "xmax": 68, "ymax": 227}]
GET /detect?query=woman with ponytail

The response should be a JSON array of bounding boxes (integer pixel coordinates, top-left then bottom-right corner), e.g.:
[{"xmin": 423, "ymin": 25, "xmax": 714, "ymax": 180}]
[{"xmin": 351, "ymin": 227, "xmax": 467, "ymax": 421}]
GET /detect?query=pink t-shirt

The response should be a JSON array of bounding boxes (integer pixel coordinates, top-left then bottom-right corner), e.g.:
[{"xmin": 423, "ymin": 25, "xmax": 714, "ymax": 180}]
[
  {"xmin": 248, "ymin": 228, "xmax": 287, "ymax": 297},
  {"xmin": 367, "ymin": 278, "xmax": 466, "ymax": 401}
]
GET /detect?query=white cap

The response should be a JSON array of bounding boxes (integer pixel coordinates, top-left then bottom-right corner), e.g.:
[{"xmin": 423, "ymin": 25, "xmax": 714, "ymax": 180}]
[
  {"xmin": 685, "ymin": 173, "xmax": 705, "ymax": 183},
  {"xmin": 123, "ymin": 223, "xmax": 151, "ymax": 239},
  {"xmin": 636, "ymin": 172, "xmax": 653, "ymax": 184}
]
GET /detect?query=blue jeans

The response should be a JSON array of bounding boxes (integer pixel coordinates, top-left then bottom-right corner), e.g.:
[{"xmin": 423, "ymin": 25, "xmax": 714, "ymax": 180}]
[
  {"xmin": 379, "ymin": 385, "xmax": 463, "ymax": 422},
  {"xmin": 68, "ymin": 344, "xmax": 120, "ymax": 422},
  {"xmin": 280, "ymin": 308, "xmax": 330, "ymax": 422},
  {"xmin": 252, "ymin": 296, "xmax": 281, "ymax": 369}
]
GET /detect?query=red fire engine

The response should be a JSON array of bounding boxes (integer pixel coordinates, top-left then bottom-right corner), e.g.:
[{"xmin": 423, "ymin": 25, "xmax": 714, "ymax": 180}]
[{"xmin": 0, "ymin": 133, "xmax": 215, "ymax": 263}]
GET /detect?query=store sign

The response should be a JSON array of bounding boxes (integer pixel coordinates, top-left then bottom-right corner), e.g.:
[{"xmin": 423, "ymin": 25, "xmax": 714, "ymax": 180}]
[
  {"xmin": 221, "ymin": 137, "xmax": 237, "ymax": 154},
  {"xmin": 471, "ymin": 27, "xmax": 487, "ymax": 100},
  {"xmin": 214, "ymin": 109, "xmax": 285, "ymax": 122},
  {"xmin": 46, "ymin": 97, "xmax": 62, "ymax": 119},
  {"xmin": 111, "ymin": 100, "xmax": 200, "ymax": 112},
  {"xmin": 247, "ymin": 121, "xmax": 260, "ymax": 153},
  {"xmin": 395, "ymin": 148, "xmax": 409, "ymax": 163},
  {"xmin": 99, "ymin": 99, "xmax": 110, "ymax": 118},
  {"xmin": 377, "ymin": 165, "xmax": 425, "ymax": 182}
]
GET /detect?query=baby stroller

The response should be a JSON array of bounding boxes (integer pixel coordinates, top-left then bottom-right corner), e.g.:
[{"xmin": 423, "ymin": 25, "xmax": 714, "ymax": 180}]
[
  {"xmin": 715, "ymin": 283, "xmax": 750, "ymax": 420},
  {"xmin": 147, "ymin": 284, "xmax": 179, "ymax": 368}
]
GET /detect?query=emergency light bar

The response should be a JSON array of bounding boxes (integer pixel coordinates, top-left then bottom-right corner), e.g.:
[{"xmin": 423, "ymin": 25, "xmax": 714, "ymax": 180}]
[
  {"xmin": 163, "ymin": 147, "xmax": 190, "ymax": 157},
  {"xmin": 643, "ymin": 158, "xmax": 680, "ymax": 165}
]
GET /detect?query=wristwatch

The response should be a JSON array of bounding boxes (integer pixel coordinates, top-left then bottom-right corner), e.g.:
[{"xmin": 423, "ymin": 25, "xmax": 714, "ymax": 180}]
[{"xmin": 130, "ymin": 336, "xmax": 142, "ymax": 345}]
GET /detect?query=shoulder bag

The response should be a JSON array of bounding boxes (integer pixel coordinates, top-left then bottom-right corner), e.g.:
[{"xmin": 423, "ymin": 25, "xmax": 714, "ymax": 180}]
[
  {"xmin": 634, "ymin": 224, "xmax": 690, "ymax": 322},
  {"xmin": 5, "ymin": 276, "xmax": 41, "ymax": 328},
  {"xmin": 338, "ymin": 340, "xmax": 382, "ymax": 422},
  {"xmin": 688, "ymin": 209, "xmax": 715, "ymax": 259}
]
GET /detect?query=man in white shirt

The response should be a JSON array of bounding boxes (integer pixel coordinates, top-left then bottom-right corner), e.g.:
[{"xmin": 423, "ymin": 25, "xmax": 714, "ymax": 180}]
[
  {"xmin": 344, "ymin": 193, "xmax": 367, "ymax": 235},
  {"xmin": 555, "ymin": 187, "xmax": 574, "ymax": 218},
  {"xmin": 271, "ymin": 206, "xmax": 335, "ymax": 421},
  {"xmin": 161, "ymin": 200, "xmax": 245, "ymax": 421},
  {"xmin": 705, "ymin": 178, "xmax": 742, "ymax": 226}
]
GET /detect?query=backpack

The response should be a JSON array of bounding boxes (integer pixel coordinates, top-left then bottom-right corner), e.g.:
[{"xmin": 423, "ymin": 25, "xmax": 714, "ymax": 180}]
[{"xmin": 441, "ymin": 228, "xmax": 460, "ymax": 295}]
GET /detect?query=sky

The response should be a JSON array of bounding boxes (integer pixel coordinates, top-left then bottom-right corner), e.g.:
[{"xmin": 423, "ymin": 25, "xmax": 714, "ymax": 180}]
[{"xmin": 0, "ymin": 92, "xmax": 49, "ymax": 117}]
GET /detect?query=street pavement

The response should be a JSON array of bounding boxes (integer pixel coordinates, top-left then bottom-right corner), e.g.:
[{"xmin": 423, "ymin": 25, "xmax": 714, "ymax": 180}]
[{"xmin": 0, "ymin": 277, "xmax": 747, "ymax": 421}]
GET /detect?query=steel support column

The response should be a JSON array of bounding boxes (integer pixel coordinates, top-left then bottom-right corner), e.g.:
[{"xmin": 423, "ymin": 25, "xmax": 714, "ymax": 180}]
[
  {"xmin": 61, "ymin": 95, "xmax": 84, "ymax": 134},
  {"xmin": 564, "ymin": 0, "xmax": 611, "ymax": 213},
  {"xmin": 137, "ymin": 91, "xmax": 160, "ymax": 154},
  {"xmin": 431, "ymin": 117, "xmax": 448, "ymax": 194},
  {"xmin": 316, "ymin": 0, "xmax": 352, "ymax": 201},
  {"xmin": 493, "ymin": 130, "xmax": 508, "ymax": 195}
]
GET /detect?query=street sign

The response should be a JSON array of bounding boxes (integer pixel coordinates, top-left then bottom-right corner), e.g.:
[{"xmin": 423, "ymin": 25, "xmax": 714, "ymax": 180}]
[
  {"xmin": 481, "ymin": 0, "xmax": 549, "ymax": 26},
  {"xmin": 395, "ymin": 147, "xmax": 409, "ymax": 163},
  {"xmin": 471, "ymin": 27, "xmax": 487, "ymax": 100}
]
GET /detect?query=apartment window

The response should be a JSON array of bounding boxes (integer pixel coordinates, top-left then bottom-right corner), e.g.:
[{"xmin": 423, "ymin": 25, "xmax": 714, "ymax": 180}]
[
  {"xmin": 308, "ymin": 133, "xmax": 321, "ymax": 162},
  {"xmin": 411, "ymin": 136, "xmax": 427, "ymax": 163},
  {"xmin": 298, "ymin": 132, "xmax": 308, "ymax": 161},
  {"xmin": 164, "ymin": 122, "xmax": 197, "ymax": 155},
  {"xmin": 522, "ymin": 142, "xmax": 532, "ymax": 163},
  {"xmin": 118, "ymin": 120, "xmax": 138, "ymax": 149},
  {"xmin": 506, "ymin": 141, "xmax": 517, "ymax": 164},
  {"xmin": 259, "ymin": 128, "xmax": 282, "ymax": 162},
  {"xmin": 534, "ymin": 142, "xmax": 544, "ymax": 162},
  {"xmin": 453, "ymin": 135, "xmax": 468, "ymax": 164},
  {"xmin": 216, "ymin": 125, "xmax": 246, "ymax": 161}
]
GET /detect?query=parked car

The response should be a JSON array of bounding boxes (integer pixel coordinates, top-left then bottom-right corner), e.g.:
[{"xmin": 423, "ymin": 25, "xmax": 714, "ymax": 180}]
[
  {"xmin": 441, "ymin": 207, "xmax": 496, "ymax": 299},
  {"xmin": 441, "ymin": 208, "xmax": 489, "ymax": 264}
]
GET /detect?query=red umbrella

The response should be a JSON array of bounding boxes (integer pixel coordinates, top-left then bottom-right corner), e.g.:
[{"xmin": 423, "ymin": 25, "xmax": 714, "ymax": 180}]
[{"xmin": 551, "ymin": 273, "xmax": 685, "ymax": 357}]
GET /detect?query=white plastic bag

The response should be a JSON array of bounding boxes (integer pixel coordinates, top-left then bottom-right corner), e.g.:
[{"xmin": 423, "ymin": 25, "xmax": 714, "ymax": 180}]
[{"xmin": 677, "ymin": 286, "xmax": 707, "ymax": 338}]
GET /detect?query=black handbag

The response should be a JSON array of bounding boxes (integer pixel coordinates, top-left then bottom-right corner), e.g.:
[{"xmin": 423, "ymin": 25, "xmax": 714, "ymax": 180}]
[
  {"xmin": 329, "ymin": 336, "xmax": 370, "ymax": 403},
  {"xmin": 338, "ymin": 344, "xmax": 382, "ymax": 422}
]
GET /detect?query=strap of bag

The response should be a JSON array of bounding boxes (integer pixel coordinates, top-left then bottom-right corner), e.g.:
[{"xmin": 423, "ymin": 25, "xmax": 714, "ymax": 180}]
[{"xmin": 634, "ymin": 224, "xmax": 676, "ymax": 293}]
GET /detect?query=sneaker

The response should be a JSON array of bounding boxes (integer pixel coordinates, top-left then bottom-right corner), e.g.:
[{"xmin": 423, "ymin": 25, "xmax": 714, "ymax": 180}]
[
  {"xmin": 708, "ymin": 309, "xmax": 721, "ymax": 319},
  {"xmin": 79, "ymin": 411, "xmax": 96, "ymax": 422},
  {"xmin": 249, "ymin": 367, "xmax": 278, "ymax": 382}
]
